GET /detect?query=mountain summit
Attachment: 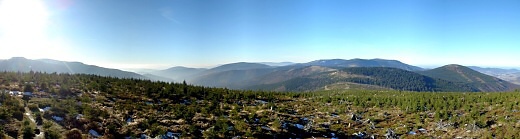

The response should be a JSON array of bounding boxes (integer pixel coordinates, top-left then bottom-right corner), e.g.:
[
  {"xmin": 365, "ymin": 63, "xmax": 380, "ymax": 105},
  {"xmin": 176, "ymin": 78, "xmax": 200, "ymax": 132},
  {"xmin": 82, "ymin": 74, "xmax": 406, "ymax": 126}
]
[{"xmin": 421, "ymin": 64, "xmax": 499, "ymax": 83}]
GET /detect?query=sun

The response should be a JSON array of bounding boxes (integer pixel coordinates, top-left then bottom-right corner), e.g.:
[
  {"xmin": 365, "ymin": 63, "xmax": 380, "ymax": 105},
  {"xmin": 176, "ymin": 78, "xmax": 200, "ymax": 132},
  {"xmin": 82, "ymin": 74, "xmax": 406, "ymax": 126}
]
[{"xmin": 0, "ymin": 0, "xmax": 71, "ymax": 60}]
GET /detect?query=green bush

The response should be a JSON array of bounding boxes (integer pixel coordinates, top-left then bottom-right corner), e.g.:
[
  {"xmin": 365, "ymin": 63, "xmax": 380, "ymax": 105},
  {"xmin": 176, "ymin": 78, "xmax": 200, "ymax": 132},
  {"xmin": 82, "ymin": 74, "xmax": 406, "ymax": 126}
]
[
  {"xmin": 22, "ymin": 126, "xmax": 34, "ymax": 139},
  {"xmin": 28, "ymin": 104, "xmax": 39, "ymax": 112}
]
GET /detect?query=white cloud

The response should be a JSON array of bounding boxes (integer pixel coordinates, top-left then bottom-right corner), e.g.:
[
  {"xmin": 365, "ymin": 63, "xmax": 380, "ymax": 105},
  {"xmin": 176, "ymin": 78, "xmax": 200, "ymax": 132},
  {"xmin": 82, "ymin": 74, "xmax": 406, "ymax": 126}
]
[{"xmin": 159, "ymin": 7, "xmax": 181, "ymax": 24}]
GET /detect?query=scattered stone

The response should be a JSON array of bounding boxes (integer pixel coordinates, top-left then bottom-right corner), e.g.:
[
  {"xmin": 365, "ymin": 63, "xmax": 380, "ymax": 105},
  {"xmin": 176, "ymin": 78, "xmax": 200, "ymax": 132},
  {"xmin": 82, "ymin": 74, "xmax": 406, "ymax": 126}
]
[
  {"xmin": 164, "ymin": 132, "xmax": 181, "ymax": 139},
  {"xmin": 418, "ymin": 128, "xmax": 427, "ymax": 133},
  {"xmin": 295, "ymin": 124, "xmax": 304, "ymax": 129},
  {"xmin": 351, "ymin": 114, "xmax": 362, "ymax": 121},
  {"xmin": 353, "ymin": 131, "xmax": 366, "ymax": 138},
  {"xmin": 385, "ymin": 128, "xmax": 398, "ymax": 139},
  {"xmin": 52, "ymin": 116, "xmax": 64, "ymax": 122},
  {"xmin": 89, "ymin": 129, "xmax": 101, "ymax": 137},
  {"xmin": 76, "ymin": 114, "xmax": 84, "ymax": 120},
  {"xmin": 261, "ymin": 126, "xmax": 272, "ymax": 131}
]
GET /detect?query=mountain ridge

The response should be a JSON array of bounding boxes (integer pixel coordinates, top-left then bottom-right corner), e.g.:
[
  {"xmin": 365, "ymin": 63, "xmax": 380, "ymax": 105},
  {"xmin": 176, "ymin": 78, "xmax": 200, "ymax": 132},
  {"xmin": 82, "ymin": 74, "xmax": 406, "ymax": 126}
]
[
  {"xmin": 302, "ymin": 58, "xmax": 423, "ymax": 71},
  {"xmin": 149, "ymin": 58, "xmax": 424, "ymax": 84},
  {"xmin": 0, "ymin": 57, "xmax": 146, "ymax": 79},
  {"xmin": 3, "ymin": 57, "xmax": 518, "ymax": 92},
  {"xmin": 148, "ymin": 59, "xmax": 518, "ymax": 92},
  {"xmin": 248, "ymin": 67, "xmax": 477, "ymax": 92}
]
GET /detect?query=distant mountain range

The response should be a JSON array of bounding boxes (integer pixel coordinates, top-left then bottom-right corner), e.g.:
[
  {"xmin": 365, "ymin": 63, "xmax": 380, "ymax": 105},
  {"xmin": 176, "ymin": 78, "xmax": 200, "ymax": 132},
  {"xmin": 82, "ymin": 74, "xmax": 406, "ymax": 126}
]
[
  {"xmin": 469, "ymin": 66, "xmax": 520, "ymax": 85},
  {"xmin": 1, "ymin": 57, "xmax": 518, "ymax": 92},
  {"xmin": 0, "ymin": 57, "xmax": 145, "ymax": 79},
  {"xmin": 246, "ymin": 65, "xmax": 519, "ymax": 92},
  {"xmin": 150, "ymin": 58, "xmax": 516, "ymax": 92},
  {"xmin": 146, "ymin": 66, "xmax": 207, "ymax": 81},
  {"xmin": 143, "ymin": 58, "xmax": 422, "ymax": 83},
  {"xmin": 258, "ymin": 62, "xmax": 295, "ymax": 67},
  {"xmin": 301, "ymin": 58, "xmax": 423, "ymax": 71},
  {"xmin": 469, "ymin": 66, "xmax": 520, "ymax": 75}
]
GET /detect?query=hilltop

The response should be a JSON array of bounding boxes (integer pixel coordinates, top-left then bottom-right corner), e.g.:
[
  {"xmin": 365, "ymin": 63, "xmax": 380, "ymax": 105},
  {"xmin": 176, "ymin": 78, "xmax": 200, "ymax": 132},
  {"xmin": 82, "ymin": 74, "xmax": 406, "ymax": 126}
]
[{"xmin": 418, "ymin": 64, "xmax": 519, "ymax": 92}]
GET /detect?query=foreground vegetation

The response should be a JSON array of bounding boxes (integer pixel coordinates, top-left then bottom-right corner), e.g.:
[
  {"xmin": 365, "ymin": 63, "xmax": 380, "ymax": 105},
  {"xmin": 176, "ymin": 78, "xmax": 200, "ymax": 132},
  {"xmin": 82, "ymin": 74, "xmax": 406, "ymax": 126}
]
[{"xmin": 1, "ymin": 71, "xmax": 520, "ymax": 138}]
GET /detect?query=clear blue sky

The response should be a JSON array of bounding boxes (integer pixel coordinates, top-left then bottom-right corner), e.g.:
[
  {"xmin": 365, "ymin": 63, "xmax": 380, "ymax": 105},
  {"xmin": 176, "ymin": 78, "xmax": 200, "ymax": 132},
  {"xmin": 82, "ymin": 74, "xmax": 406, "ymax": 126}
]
[{"xmin": 1, "ymin": 0, "xmax": 519, "ymax": 69}]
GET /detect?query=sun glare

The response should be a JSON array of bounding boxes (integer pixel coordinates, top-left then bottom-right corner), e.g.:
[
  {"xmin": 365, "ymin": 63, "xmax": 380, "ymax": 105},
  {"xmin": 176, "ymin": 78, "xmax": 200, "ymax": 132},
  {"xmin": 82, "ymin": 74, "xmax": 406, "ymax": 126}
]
[{"xmin": 0, "ymin": 0, "xmax": 70, "ymax": 60}]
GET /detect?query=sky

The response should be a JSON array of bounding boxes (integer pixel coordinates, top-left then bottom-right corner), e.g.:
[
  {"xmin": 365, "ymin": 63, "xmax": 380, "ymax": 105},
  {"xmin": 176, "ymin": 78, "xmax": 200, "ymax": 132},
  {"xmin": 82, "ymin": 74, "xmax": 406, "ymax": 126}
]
[{"xmin": 0, "ymin": 0, "xmax": 519, "ymax": 70}]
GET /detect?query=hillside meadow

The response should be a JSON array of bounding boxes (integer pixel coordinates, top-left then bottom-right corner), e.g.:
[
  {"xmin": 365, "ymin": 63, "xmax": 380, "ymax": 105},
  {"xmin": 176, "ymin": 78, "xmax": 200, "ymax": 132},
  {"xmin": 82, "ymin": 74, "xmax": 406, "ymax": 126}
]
[{"xmin": 1, "ymin": 72, "xmax": 520, "ymax": 138}]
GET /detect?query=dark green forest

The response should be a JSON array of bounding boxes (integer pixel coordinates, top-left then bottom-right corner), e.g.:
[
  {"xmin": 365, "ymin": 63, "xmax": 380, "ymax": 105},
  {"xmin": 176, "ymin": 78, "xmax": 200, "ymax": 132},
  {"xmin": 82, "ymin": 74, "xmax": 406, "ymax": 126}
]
[
  {"xmin": 251, "ymin": 67, "xmax": 480, "ymax": 92},
  {"xmin": 339, "ymin": 67, "xmax": 478, "ymax": 92}
]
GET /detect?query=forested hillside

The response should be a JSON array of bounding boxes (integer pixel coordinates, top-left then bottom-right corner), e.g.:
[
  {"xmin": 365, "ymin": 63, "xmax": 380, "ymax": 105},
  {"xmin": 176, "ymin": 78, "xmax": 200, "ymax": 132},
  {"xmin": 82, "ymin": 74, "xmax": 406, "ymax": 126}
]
[
  {"xmin": 2, "ymin": 72, "xmax": 520, "ymax": 138},
  {"xmin": 418, "ymin": 65, "xmax": 519, "ymax": 92},
  {"xmin": 250, "ymin": 67, "xmax": 478, "ymax": 92},
  {"xmin": 302, "ymin": 59, "xmax": 423, "ymax": 71}
]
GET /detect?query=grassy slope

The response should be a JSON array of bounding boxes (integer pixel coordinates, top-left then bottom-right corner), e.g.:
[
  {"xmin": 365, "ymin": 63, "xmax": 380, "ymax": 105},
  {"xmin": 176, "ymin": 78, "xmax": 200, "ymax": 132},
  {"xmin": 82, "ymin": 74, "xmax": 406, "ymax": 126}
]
[{"xmin": 3, "ymin": 72, "xmax": 520, "ymax": 138}]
